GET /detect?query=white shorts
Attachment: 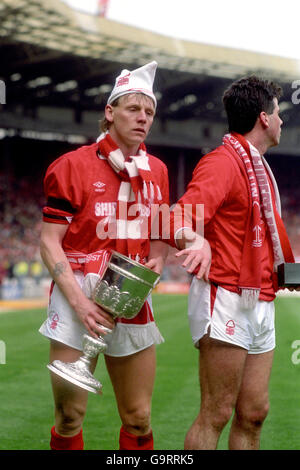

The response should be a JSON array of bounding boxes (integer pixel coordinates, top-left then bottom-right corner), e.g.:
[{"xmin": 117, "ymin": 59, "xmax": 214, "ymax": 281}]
[
  {"xmin": 39, "ymin": 271, "xmax": 164, "ymax": 357},
  {"xmin": 188, "ymin": 278, "xmax": 275, "ymax": 354}
]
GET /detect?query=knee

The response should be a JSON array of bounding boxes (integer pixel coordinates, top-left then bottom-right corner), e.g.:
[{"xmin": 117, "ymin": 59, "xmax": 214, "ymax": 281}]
[
  {"xmin": 209, "ymin": 404, "xmax": 234, "ymax": 432},
  {"xmin": 122, "ymin": 406, "xmax": 151, "ymax": 435},
  {"xmin": 236, "ymin": 401, "xmax": 270, "ymax": 429},
  {"xmin": 55, "ymin": 401, "xmax": 86, "ymax": 435},
  {"xmin": 200, "ymin": 399, "xmax": 234, "ymax": 432}
]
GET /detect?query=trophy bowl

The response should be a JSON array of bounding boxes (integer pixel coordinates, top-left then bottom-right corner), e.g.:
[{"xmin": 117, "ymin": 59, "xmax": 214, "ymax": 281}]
[
  {"xmin": 93, "ymin": 251, "xmax": 160, "ymax": 319},
  {"xmin": 47, "ymin": 251, "xmax": 160, "ymax": 394}
]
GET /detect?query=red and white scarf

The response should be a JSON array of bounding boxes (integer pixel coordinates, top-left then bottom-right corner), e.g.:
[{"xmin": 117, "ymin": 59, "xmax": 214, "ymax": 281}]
[
  {"xmin": 223, "ymin": 132, "xmax": 294, "ymax": 307},
  {"xmin": 97, "ymin": 131, "xmax": 162, "ymax": 262}
]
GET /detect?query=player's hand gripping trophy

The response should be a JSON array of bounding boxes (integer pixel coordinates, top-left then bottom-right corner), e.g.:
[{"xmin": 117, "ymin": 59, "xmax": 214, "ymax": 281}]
[{"xmin": 47, "ymin": 252, "xmax": 160, "ymax": 394}]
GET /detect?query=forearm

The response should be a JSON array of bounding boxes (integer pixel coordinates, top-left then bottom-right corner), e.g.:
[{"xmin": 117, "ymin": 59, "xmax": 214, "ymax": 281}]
[{"xmin": 40, "ymin": 236, "xmax": 87, "ymax": 310}]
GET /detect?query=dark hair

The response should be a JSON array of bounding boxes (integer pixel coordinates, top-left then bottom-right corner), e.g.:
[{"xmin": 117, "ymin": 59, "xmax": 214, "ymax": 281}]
[{"xmin": 222, "ymin": 75, "xmax": 282, "ymax": 134}]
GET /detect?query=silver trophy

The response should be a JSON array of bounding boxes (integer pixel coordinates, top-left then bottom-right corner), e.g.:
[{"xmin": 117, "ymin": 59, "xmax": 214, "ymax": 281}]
[{"xmin": 47, "ymin": 251, "xmax": 160, "ymax": 394}]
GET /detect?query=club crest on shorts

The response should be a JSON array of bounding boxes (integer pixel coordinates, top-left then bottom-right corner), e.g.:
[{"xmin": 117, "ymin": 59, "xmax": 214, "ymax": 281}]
[
  {"xmin": 226, "ymin": 320, "xmax": 235, "ymax": 335},
  {"xmin": 50, "ymin": 313, "xmax": 59, "ymax": 330}
]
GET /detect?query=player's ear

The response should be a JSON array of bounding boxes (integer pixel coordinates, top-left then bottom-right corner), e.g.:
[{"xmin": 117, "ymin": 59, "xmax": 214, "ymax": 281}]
[
  {"xmin": 259, "ymin": 110, "xmax": 269, "ymax": 129},
  {"xmin": 105, "ymin": 104, "xmax": 114, "ymax": 124}
]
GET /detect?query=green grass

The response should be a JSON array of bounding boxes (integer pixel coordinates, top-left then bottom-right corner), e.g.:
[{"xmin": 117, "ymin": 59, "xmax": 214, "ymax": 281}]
[
  {"xmin": 216, "ymin": 296, "xmax": 300, "ymax": 450},
  {"xmin": 0, "ymin": 294, "xmax": 300, "ymax": 450}
]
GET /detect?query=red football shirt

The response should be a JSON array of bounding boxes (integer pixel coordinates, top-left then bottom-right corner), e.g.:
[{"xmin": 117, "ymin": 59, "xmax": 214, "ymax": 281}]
[
  {"xmin": 43, "ymin": 142, "xmax": 169, "ymax": 261},
  {"xmin": 43, "ymin": 142, "xmax": 170, "ymax": 325},
  {"xmin": 175, "ymin": 145, "xmax": 276, "ymax": 301}
]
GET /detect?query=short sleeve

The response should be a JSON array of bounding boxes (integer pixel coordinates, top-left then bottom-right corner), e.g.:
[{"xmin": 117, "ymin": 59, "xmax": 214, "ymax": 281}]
[{"xmin": 42, "ymin": 154, "xmax": 83, "ymax": 225}]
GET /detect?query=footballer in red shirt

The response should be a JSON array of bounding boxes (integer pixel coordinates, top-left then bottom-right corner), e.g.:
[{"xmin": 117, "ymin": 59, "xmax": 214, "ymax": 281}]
[{"xmin": 40, "ymin": 62, "xmax": 169, "ymax": 450}]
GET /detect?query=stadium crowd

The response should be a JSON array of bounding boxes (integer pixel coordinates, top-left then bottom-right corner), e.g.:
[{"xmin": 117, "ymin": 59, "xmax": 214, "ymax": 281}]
[
  {"xmin": 278, "ymin": 177, "xmax": 300, "ymax": 262},
  {"xmin": 0, "ymin": 173, "xmax": 46, "ymax": 285},
  {"xmin": 1, "ymin": 163, "xmax": 300, "ymax": 298}
]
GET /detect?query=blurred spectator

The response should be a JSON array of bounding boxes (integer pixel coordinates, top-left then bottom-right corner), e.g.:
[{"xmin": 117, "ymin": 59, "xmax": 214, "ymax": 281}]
[
  {"xmin": 275, "ymin": 167, "xmax": 300, "ymax": 261},
  {"xmin": 0, "ymin": 163, "xmax": 300, "ymax": 290},
  {"xmin": 0, "ymin": 173, "xmax": 45, "ymax": 286}
]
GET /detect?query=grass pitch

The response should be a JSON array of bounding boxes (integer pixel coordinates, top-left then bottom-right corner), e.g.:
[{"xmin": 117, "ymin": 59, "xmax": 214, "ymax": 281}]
[{"xmin": 0, "ymin": 294, "xmax": 300, "ymax": 450}]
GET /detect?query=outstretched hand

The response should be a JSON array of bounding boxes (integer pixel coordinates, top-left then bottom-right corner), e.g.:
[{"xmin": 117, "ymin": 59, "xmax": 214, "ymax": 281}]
[{"xmin": 175, "ymin": 229, "xmax": 211, "ymax": 281}]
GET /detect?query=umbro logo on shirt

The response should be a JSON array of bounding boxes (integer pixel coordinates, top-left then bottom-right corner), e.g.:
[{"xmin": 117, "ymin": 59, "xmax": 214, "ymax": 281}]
[{"xmin": 93, "ymin": 181, "xmax": 106, "ymax": 193}]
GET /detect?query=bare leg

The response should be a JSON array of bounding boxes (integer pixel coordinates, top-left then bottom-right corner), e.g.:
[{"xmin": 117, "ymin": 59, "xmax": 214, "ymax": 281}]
[
  {"xmin": 184, "ymin": 335, "xmax": 248, "ymax": 450},
  {"xmin": 229, "ymin": 349, "xmax": 274, "ymax": 449},
  {"xmin": 105, "ymin": 345, "xmax": 156, "ymax": 436},
  {"xmin": 49, "ymin": 339, "xmax": 97, "ymax": 436}
]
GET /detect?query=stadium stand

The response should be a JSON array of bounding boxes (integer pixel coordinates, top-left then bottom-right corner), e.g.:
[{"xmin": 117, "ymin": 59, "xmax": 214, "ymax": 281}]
[{"xmin": 1, "ymin": 0, "xmax": 300, "ymax": 298}]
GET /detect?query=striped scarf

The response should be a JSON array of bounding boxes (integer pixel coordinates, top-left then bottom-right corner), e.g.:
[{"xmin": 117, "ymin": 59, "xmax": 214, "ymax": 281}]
[
  {"xmin": 223, "ymin": 132, "xmax": 294, "ymax": 307},
  {"xmin": 97, "ymin": 131, "xmax": 162, "ymax": 262}
]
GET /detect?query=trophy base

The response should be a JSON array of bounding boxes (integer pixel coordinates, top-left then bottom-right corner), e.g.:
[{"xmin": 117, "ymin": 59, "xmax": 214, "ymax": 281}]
[{"xmin": 47, "ymin": 360, "xmax": 102, "ymax": 394}]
